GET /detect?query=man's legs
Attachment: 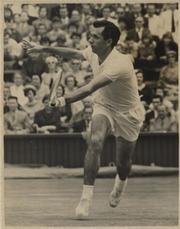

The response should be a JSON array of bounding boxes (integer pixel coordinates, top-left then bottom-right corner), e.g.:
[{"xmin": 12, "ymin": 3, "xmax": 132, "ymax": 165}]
[
  {"xmin": 76, "ymin": 114, "xmax": 111, "ymax": 218},
  {"xmin": 109, "ymin": 136, "xmax": 137, "ymax": 207}
]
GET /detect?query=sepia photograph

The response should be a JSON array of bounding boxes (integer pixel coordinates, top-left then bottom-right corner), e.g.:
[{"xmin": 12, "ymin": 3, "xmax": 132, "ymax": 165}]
[{"xmin": 2, "ymin": 1, "xmax": 179, "ymax": 228}]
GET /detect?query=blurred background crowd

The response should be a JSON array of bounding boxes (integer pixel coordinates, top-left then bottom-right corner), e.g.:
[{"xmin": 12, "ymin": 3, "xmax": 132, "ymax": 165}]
[{"xmin": 4, "ymin": 3, "xmax": 178, "ymax": 134}]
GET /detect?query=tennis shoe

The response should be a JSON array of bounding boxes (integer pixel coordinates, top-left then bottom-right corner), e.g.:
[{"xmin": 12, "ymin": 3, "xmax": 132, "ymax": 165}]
[{"xmin": 75, "ymin": 198, "xmax": 91, "ymax": 219}]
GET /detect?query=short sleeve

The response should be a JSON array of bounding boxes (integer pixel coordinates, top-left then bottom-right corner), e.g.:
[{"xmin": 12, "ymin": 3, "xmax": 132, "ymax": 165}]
[{"xmin": 104, "ymin": 55, "xmax": 133, "ymax": 81}]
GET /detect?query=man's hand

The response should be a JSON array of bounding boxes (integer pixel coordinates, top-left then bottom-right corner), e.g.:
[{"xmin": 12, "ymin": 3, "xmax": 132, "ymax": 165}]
[
  {"xmin": 49, "ymin": 96, "xmax": 66, "ymax": 107},
  {"xmin": 22, "ymin": 40, "xmax": 43, "ymax": 54}
]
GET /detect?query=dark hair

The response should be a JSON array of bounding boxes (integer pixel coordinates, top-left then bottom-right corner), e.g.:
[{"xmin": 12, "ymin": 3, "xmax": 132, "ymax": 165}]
[
  {"xmin": 8, "ymin": 96, "xmax": 18, "ymax": 101},
  {"xmin": 64, "ymin": 74, "xmax": 77, "ymax": 86},
  {"xmin": 40, "ymin": 36, "xmax": 50, "ymax": 45},
  {"xmin": 135, "ymin": 69, "xmax": 143, "ymax": 75},
  {"xmin": 93, "ymin": 20, "xmax": 120, "ymax": 48},
  {"xmin": 57, "ymin": 84, "xmax": 65, "ymax": 96}
]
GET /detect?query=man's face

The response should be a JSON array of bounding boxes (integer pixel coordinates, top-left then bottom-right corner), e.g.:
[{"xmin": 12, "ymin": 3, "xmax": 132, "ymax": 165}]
[
  {"xmin": 14, "ymin": 73, "xmax": 23, "ymax": 86},
  {"xmin": 102, "ymin": 8, "xmax": 110, "ymax": 19},
  {"xmin": 136, "ymin": 72, "xmax": 143, "ymax": 85},
  {"xmin": 32, "ymin": 75, "xmax": 41, "ymax": 87},
  {"xmin": 71, "ymin": 11, "xmax": 80, "ymax": 22},
  {"xmin": 83, "ymin": 107, "xmax": 93, "ymax": 121},
  {"xmin": 152, "ymin": 98, "xmax": 161, "ymax": 109},
  {"xmin": 132, "ymin": 4, "xmax": 142, "ymax": 14},
  {"xmin": 38, "ymin": 25, "xmax": 47, "ymax": 35},
  {"xmin": 135, "ymin": 18, "xmax": 144, "ymax": 28},
  {"xmin": 39, "ymin": 8, "xmax": 47, "ymax": 18},
  {"xmin": 66, "ymin": 76, "xmax": 75, "ymax": 89},
  {"xmin": 60, "ymin": 8, "xmax": 68, "ymax": 18},
  {"xmin": 27, "ymin": 90, "xmax": 35, "ymax": 100},
  {"xmin": 158, "ymin": 105, "xmax": 166, "ymax": 118},
  {"xmin": 43, "ymin": 98, "xmax": 52, "ymax": 112},
  {"xmin": 21, "ymin": 12, "xmax": 28, "ymax": 23},
  {"xmin": 156, "ymin": 89, "xmax": 164, "ymax": 97},
  {"xmin": 4, "ymin": 87, "xmax": 11, "ymax": 100},
  {"xmin": 71, "ymin": 59, "xmax": 81, "ymax": 71},
  {"xmin": 89, "ymin": 25, "xmax": 109, "ymax": 55},
  {"xmin": 8, "ymin": 98, "xmax": 18, "ymax": 111},
  {"xmin": 4, "ymin": 34, "xmax": 10, "ymax": 44},
  {"xmin": 147, "ymin": 5, "xmax": 155, "ymax": 16},
  {"xmin": 56, "ymin": 86, "xmax": 63, "ymax": 97}
]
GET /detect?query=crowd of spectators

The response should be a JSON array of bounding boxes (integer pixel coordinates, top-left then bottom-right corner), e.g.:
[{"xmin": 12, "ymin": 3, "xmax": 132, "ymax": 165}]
[{"xmin": 4, "ymin": 3, "xmax": 178, "ymax": 134}]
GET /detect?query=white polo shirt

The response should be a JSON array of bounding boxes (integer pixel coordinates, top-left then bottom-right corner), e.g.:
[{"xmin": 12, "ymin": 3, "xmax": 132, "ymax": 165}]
[{"xmin": 81, "ymin": 46, "xmax": 141, "ymax": 113}]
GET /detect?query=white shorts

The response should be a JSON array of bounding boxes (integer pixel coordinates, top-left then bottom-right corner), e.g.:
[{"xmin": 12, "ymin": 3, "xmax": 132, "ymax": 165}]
[{"xmin": 92, "ymin": 103, "xmax": 145, "ymax": 142}]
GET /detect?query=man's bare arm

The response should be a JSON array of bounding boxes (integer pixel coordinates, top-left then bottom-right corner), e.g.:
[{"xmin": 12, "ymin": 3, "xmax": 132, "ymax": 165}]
[
  {"xmin": 22, "ymin": 40, "xmax": 84, "ymax": 60},
  {"xmin": 64, "ymin": 74, "xmax": 112, "ymax": 104}
]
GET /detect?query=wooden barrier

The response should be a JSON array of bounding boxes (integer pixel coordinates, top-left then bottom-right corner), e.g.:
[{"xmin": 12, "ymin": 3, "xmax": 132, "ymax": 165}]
[{"xmin": 4, "ymin": 133, "xmax": 178, "ymax": 167}]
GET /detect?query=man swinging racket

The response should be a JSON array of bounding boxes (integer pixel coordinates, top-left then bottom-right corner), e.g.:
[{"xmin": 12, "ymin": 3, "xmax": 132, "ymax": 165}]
[{"xmin": 23, "ymin": 20, "xmax": 145, "ymax": 219}]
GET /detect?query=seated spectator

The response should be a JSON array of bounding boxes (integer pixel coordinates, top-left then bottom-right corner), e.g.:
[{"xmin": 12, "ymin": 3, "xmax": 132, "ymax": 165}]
[
  {"xmin": 126, "ymin": 16, "xmax": 151, "ymax": 43},
  {"xmin": 39, "ymin": 36, "xmax": 50, "ymax": 46},
  {"xmin": 33, "ymin": 95, "xmax": 61, "ymax": 133},
  {"xmin": 4, "ymin": 85, "xmax": 11, "ymax": 113},
  {"xmin": 155, "ymin": 32, "xmax": 178, "ymax": 63},
  {"xmin": 64, "ymin": 74, "xmax": 84, "ymax": 119},
  {"xmin": 149, "ymin": 104, "xmax": 178, "ymax": 132},
  {"xmin": 135, "ymin": 69, "xmax": 154, "ymax": 106},
  {"xmin": 23, "ymin": 84, "xmax": 43, "ymax": 120},
  {"xmin": 72, "ymin": 103, "xmax": 93, "ymax": 133},
  {"xmin": 32, "ymin": 6, "xmax": 52, "ymax": 31},
  {"xmin": 69, "ymin": 10, "xmax": 85, "ymax": 34},
  {"xmin": 5, "ymin": 16, "xmax": 22, "ymax": 42},
  {"xmin": 41, "ymin": 56, "xmax": 61, "ymax": 88},
  {"xmin": 154, "ymin": 86, "xmax": 174, "ymax": 112},
  {"xmin": 56, "ymin": 84, "xmax": 72, "ymax": 124},
  {"xmin": 22, "ymin": 52, "xmax": 47, "ymax": 82},
  {"xmin": 64, "ymin": 74, "xmax": 78, "ymax": 95},
  {"xmin": 10, "ymin": 72, "xmax": 28, "ymax": 106},
  {"xmin": 4, "ymin": 30, "xmax": 22, "ymax": 61},
  {"xmin": 100, "ymin": 5, "xmax": 118, "ymax": 26},
  {"xmin": 16, "ymin": 11, "xmax": 34, "ymax": 38},
  {"xmin": 4, "ymin": 96, "xmax": 31, "ymax": 134},
  {"xmin": 36, "ymin": 23, "xmax": 49, "ymax": 42},
  {"xmin": 70, "ymin": 32, "xmax": 83, "ymax": 50},
  {"xmin": 47, "ymin": 16, "xmax": 65, "ymax": 43},
  {"xmin": 58, "ymin": 6, "xmax": 69, "ymax": 30},
  {"xmin": 144, "ymin": 95, "xmax": 163, "ymax": 131},
  {"xmin": 4, "ymin": 6, "xmax": 13, "ymax": 22},
  {"xmin": 138, "ymin": 35, "xmax": 156, "ymax": 61},
  {"xmin": 159, "ymin": 50, "xmax": 178, "ymax": 88},
  {"xmin": 31, "ymin": 74, "xmax": 50, "ymax": 103},
  {"xmin": 69, "ymin": 58, "xmax": 85, "ymax": 86},
  {"xmin": 122, "ymin": 37, "xmax": 139, "ymax": 59}
]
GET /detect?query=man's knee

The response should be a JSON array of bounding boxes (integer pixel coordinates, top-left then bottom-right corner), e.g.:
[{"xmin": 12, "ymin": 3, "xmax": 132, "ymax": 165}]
[{"xmin": 89, "ymin": 133, "xmax": 104, "ymax": 154}]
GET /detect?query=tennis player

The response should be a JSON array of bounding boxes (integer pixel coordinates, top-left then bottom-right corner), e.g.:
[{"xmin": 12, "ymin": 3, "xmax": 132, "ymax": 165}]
[{"xmin": 23, "ymin": 20, "xmax": 145, "ymax": 219}]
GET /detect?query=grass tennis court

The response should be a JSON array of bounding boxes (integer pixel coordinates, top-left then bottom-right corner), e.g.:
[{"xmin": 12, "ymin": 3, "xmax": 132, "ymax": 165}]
[{"xmin": 4, "ymin": 176, "xmax": 178, "ymax": 227}]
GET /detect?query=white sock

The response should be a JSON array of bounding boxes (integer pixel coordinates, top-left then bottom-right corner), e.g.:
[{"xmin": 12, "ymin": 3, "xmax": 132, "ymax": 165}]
[
  {"xmin": 113, "ymin": 174, "xmax": 127, "ymax": 193},
  {"xmin": 81, "ymin": 185, "xmax": 94, "ymax": 200}
]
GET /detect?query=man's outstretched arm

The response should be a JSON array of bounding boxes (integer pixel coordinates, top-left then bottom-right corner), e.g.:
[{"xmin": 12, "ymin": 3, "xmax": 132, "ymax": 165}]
[
  {"xmin": 56, "ymin": 74, "xmax": 112, "ymax": 105},
  {"xmin": 22, "ymin": 40, "xmax": 84, "ymax": 60}
]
